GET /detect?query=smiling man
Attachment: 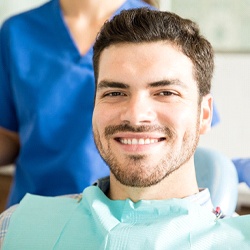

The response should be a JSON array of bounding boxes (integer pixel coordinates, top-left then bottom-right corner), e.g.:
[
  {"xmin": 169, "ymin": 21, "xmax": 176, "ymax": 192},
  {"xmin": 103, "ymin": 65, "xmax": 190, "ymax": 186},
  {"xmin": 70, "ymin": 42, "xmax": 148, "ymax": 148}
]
[
  {"xmin": 92, "ymin": 41, "xmax": 211, "ymax": 201},
  {"xmin": 91, "ymin": 8, "xmax": 213, "ymax": 203},
  {"xmin": 1, "ymin": 8, "xmax": 250, "ymax": 249}
]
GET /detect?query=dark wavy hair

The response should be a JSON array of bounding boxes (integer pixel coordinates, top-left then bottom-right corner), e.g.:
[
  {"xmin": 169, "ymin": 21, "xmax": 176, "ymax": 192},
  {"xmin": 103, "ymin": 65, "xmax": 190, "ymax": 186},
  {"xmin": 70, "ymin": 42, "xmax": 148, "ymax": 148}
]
[{"xmin": 93, "ymin": 8, "xmax": 214, "ymax": 98}]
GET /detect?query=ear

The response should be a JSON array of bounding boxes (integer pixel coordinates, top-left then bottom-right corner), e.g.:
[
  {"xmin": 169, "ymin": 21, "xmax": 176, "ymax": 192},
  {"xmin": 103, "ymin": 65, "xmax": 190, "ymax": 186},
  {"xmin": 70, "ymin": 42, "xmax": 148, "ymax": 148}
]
[{"xmin": 199, "ymin": 94, "xmax": 213, "ymax": 135}]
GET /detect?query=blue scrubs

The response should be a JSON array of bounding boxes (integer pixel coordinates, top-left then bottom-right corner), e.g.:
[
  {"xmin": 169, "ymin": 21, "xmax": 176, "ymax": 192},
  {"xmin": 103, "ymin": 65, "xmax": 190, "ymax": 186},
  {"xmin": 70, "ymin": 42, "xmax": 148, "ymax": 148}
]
[{"xmin": 0, "ymin": 0, "xmax": 154, "ymax": 206}]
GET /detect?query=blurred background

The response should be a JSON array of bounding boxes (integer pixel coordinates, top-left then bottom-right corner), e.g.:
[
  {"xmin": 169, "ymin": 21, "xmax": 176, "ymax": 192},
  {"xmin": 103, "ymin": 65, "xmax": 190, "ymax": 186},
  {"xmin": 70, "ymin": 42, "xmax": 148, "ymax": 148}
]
[
  {"xmin": 161, "ymin": 0, "xmax": 250, "ymax": 214},
  {"xmin": 0, "ymin": 0, "xmax": 250, "ymax": 213}
]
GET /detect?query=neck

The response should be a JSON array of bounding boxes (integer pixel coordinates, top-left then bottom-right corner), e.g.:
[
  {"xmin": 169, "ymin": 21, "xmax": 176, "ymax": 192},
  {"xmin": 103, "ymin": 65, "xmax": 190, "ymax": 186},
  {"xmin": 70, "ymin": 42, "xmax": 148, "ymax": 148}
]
[
  {"xmin": 108, "ymin": 158, "xmax": 199, "ymax": 202},
  {"xmin": 60, "ymin": 0, "xmax": 126, "ymax": 19},
  {"xmin": 59, "ymin": 0, "xmax": 127, "ymax": 55}
]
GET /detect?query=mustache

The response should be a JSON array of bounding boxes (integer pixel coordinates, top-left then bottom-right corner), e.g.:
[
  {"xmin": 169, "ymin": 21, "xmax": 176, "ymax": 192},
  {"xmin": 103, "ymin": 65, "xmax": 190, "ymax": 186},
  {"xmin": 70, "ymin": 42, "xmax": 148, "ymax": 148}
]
[{"xmin": 104, "ymin": 124, "xmax": 174, "ymax": 138}]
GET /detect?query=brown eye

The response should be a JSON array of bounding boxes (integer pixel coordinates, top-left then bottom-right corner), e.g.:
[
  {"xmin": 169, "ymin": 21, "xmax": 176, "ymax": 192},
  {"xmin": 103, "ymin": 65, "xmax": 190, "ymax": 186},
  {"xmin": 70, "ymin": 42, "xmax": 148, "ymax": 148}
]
[{"xmin": 158, "ymin": 91, "xmax": 175, "ymax": 96}]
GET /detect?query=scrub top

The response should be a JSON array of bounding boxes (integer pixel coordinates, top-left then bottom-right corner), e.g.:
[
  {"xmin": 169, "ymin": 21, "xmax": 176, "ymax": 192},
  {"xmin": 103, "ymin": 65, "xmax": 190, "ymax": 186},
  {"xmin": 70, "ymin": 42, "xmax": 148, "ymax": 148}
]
[{"xmin": 0, "ymin": 0, "xmax": 154, "ymax": 206}]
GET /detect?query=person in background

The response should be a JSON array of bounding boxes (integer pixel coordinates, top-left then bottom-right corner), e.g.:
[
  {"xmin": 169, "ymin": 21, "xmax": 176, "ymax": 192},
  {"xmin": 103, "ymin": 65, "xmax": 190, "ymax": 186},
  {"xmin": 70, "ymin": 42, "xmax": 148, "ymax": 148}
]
[
  {"xmin": 0, "ymin": 0, "xmax": 158, "ymax": 207},
  {"xmin": 1, "ymin": 8, "xmax": 250, "ymax": 249}
]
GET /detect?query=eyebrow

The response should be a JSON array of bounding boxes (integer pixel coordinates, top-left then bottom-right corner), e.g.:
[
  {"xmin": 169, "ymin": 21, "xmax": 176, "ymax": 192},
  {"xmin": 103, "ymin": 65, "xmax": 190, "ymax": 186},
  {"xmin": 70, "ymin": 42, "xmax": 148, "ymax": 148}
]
[
  {"xmin": 97, "ymin": 79, "xmax": 187, "ymax": 90},
  {"xmin": 148, "ymin": 79, "xmax": 187, "ymax": 89},
  {"xmin": 97, "ymin": 81, "xmax": 129, "ymax": 90}
]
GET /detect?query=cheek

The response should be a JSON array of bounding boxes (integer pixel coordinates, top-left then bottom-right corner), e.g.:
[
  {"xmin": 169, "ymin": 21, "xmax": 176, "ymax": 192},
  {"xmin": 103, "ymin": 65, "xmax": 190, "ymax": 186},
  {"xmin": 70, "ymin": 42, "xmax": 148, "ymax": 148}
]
[
  {"xmin": 179, "ymin": 108, "xmax": 197, "ymax": 123},
  {"xmin": 93, "ymin": 106, "xmax": 117, "ymax": 135},
  {"xmin": 162, "ymin": 105, "xmax": 199, "ymax": 131}
]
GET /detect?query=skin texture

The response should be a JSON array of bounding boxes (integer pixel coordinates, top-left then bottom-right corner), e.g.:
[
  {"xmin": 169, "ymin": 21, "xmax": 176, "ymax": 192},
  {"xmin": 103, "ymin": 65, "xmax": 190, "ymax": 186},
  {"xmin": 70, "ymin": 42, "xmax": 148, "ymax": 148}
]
[{"xmin": 92, "ymin": 42, "xmax": 213, "ymax": 202}]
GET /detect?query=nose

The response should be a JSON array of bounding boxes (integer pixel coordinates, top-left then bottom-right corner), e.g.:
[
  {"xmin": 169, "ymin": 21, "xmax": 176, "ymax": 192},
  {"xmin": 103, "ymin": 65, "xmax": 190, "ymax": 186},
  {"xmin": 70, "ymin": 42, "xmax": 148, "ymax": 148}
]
[{"xmin": 120, "ymin": 94, "xmax": 157, "ymax": 125}]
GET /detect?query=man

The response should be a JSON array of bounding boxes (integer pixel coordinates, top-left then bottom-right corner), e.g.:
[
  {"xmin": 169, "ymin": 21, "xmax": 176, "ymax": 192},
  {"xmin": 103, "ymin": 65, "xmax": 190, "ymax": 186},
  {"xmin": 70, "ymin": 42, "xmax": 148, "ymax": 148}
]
[{"xmin": 0, "ymin": 8, "xmax": 249, "ymax": 249}]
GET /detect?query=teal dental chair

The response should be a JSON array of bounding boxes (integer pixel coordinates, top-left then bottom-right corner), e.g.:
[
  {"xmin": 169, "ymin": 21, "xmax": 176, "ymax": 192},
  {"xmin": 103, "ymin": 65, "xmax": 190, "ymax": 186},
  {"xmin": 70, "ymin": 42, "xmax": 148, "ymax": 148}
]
[{"xmin": 194, "ymin": 147, "xmax": 238, "ymax": 217}]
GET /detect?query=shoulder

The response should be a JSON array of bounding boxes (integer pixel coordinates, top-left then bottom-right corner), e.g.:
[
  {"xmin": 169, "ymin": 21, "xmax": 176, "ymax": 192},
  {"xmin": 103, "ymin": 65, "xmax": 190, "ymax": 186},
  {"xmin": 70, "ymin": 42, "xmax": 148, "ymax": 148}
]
[
  {"xmin": 0, "ymin": 1, "xmax": 53, "ymax": 33},
  {"xmin": 116, "ymin": 0, "xmax": 156, "ymax": 11},
  {"xmin": 124, "ymin": 0, "xmax": 157, "ymax": 9}
]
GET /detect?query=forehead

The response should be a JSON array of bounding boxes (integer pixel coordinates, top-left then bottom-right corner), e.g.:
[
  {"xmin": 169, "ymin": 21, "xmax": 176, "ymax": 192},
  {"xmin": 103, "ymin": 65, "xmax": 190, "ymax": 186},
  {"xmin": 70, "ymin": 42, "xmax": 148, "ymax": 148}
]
[{"xmin": 98, "ymin": 42, "xmax": 196, "ymax": 90}]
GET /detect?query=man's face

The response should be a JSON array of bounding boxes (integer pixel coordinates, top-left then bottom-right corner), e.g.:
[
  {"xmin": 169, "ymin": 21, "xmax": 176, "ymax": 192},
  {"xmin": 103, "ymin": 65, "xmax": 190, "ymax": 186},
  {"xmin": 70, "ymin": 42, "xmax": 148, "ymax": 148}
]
[{"xmin": 93, "ymin": 42, "xmax": 211, "ymax": 187}]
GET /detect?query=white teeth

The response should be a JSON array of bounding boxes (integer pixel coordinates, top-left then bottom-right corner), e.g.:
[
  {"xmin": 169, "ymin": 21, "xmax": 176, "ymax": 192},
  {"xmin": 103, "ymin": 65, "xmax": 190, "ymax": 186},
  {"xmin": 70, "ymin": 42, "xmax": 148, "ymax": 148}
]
[
  {"xmin": 132, "ymin": 138, "xmax": 137, "ymax": 145},
  {"xmin": 139, "ymin": 138, "xmax": 144, "ymax": 145},
  {"xmin": 120, "ymin": 138, "xmax": 159, "ymax": 145}
]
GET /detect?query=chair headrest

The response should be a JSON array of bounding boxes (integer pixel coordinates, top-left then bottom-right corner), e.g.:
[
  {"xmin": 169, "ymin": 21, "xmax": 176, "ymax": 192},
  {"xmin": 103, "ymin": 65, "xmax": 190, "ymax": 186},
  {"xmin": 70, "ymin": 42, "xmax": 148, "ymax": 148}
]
[{"xmin": 194, "ymin": 147, "xmax": 238, "ymax": 217}]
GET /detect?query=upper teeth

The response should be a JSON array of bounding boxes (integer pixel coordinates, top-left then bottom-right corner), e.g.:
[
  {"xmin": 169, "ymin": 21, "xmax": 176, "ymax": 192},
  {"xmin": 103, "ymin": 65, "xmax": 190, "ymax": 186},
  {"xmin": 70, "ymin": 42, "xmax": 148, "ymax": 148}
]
[{"xmin": 120, "ymin": 138, "xmax": 159, "ymax": 145}]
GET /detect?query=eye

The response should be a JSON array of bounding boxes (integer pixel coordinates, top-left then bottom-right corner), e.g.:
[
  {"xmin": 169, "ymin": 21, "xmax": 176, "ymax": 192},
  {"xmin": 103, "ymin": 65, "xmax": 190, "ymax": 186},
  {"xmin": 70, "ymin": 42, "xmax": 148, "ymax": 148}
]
[
  {"xmin": 103, "ymin": 91, "xmax": 126, "ymax": 97},
  {"xmin": 157, "ymin": 91, "xmax": 177, "ymax": 96}
]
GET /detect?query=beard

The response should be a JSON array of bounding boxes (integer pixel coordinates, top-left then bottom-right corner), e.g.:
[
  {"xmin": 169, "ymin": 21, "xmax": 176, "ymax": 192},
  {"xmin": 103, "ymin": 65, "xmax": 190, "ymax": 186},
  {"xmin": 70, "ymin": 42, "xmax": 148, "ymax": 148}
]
[{"xmin": 93, "ymin": 118, "xmax": 200, "ymax": 188}]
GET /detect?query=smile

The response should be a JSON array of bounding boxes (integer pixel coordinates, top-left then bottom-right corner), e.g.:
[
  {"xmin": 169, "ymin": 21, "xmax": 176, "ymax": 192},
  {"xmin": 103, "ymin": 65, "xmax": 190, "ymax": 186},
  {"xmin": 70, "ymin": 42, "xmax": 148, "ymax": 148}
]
[{"xmin": 118, "ymin": 138, "xmax": 165, "ymax": 145}]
